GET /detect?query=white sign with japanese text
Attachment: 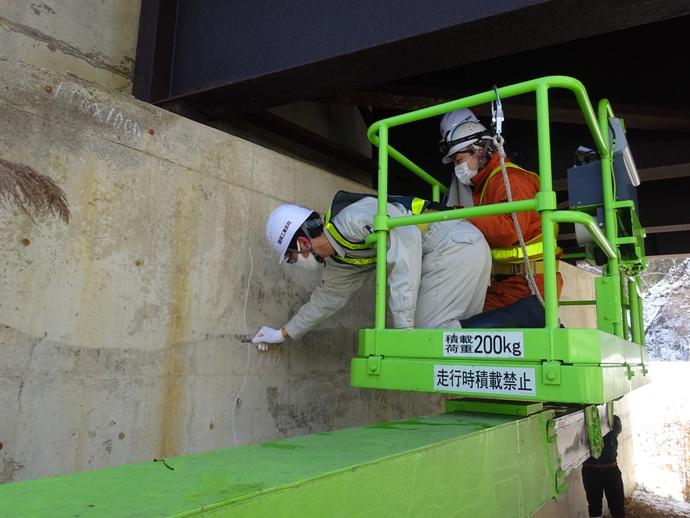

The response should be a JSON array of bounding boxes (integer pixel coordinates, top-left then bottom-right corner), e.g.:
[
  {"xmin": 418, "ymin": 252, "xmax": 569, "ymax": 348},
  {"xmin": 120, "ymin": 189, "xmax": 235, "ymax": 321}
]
[
  {"xmin": 434, "ymin": 365, "xmax": 536, "ymax": 397},
  {"xmin": 442, "ymin": 331, "xmax": 524, "ymax": 358}
]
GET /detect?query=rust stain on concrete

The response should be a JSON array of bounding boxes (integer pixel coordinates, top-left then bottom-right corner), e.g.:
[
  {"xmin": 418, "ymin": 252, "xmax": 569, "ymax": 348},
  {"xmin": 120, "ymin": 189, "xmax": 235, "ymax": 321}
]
[{"xmin": 156, "ymin": 188, "xmax": 196, "ymax": 458}]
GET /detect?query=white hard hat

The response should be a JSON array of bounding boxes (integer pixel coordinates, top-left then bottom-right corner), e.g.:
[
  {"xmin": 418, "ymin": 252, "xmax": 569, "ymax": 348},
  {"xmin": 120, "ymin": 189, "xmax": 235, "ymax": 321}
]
[
  {"xmin": 265, "ymin": 204, "xmax": 313, "ymax": 264},
  {"xmin": 439, "ymin": 108, "xmax": 480, "ymax": 141},
  {"xmin": 439, "ymin": 109, "xmax": 491, "ymax": 164}
]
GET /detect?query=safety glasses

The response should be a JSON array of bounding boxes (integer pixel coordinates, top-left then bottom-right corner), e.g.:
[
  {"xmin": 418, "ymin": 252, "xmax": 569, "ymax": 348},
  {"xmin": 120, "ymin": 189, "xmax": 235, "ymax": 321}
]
[{"xmin": 284, "ymin": 246, "xmax": 306, "ymax": 264}]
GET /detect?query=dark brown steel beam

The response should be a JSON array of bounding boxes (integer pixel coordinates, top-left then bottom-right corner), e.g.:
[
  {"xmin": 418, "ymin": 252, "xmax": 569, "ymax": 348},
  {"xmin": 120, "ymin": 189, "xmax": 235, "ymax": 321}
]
[
  {"xmin": 236, "ymin": 111, "xmax": 376, "ymax": 176},
  {"xmin": 134, "ymin": 0, "xmax": 690, "ymax": 114},
  {"xmin": 133, "ymin": 0, "xmax": 179, "ymax": 103},
  {"xmin": 326, "ymin": 86, "xmax": 690, "ymax": 133}
]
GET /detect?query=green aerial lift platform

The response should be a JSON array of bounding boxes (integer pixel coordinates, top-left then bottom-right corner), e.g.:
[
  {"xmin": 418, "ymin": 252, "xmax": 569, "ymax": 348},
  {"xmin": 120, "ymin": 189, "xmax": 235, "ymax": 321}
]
[
  {"xmin": 351, "ymin": 75, "xmax": 648, "ymax": 407},
  {"xmin": 0, "ymin": 77, "xmax": 649, "ymax": 517}
]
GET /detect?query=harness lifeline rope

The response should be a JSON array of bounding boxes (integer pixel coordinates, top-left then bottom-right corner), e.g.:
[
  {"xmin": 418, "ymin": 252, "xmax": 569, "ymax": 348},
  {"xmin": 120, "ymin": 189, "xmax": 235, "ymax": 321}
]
[{"xmin": 491, "ymin": 87, "xmax": 545, "ymax": 307}]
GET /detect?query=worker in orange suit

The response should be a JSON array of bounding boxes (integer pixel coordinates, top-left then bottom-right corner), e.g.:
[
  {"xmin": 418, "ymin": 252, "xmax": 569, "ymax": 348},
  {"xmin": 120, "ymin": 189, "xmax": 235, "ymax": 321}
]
[{"xmin": 439, "ymin": 108, "xmax": 563, "ymax": 311}]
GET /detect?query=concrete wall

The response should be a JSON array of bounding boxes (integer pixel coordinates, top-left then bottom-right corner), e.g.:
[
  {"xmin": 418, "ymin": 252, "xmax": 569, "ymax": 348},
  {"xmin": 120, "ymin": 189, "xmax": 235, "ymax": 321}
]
[{"xmin": 0, "ymin": 56, "xmax": 451, "ymax": 482}]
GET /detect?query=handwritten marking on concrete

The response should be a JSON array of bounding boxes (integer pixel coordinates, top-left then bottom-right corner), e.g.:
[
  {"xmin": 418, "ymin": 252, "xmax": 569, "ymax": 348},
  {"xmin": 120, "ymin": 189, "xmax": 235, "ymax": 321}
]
[
  {"xmin": 257, "ymin": 348, "xmax": 280, "ymax": 366},
  {"xmin": 51, "ymin": 81, "xmax": 142, "ymax": 139}
]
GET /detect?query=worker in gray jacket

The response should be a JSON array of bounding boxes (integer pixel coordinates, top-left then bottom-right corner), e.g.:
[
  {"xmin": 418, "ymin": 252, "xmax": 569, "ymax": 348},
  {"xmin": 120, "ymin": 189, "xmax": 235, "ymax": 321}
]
[{"xmin": 252, "ymin": 191, "xmax": 491, "ymax": 349}]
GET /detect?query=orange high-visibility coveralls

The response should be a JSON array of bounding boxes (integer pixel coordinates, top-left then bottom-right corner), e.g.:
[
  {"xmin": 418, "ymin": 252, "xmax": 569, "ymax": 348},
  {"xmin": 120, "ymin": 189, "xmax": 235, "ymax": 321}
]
[{"xmin": 465, "ymin": 153, "xmax": 563, "ymax": 311}]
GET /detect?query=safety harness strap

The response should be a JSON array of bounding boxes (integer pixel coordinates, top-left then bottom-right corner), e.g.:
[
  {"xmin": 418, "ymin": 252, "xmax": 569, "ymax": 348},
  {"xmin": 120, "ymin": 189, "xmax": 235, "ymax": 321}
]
[
  {"xmin": 325, "ymin": 191, "xmax": 444, "ymax": 265},
  {"xmin": 478, "ymin": 162, "xmax": 539, "ymax": 205}
]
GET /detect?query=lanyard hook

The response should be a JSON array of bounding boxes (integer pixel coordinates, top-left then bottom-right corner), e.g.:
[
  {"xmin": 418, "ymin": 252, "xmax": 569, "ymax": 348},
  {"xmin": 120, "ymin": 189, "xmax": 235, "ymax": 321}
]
[{"xmin": 491, "ymin": 85, "xmax": 504, "ymax": 137}]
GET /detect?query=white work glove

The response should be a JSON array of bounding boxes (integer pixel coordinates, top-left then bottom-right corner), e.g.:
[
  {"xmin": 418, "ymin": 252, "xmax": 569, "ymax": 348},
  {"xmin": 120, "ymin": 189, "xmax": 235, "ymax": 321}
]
[{"xmin": 251, "ymin": 326, "xmax": 287, "ymax": 351}]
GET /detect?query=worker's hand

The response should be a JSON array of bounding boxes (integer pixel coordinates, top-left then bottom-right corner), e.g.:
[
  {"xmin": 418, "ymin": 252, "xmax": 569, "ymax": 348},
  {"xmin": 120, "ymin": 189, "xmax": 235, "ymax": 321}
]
[{"xmin": 251, "ymin": 326, "xmax": 287, "ymax": 351}]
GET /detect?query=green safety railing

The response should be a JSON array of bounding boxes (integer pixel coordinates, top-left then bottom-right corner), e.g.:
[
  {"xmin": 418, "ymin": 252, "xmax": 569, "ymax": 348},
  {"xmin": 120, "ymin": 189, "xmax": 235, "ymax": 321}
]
[{"xmin": 364, "ymin": 75, "xmax": 645, "ymax": 344}]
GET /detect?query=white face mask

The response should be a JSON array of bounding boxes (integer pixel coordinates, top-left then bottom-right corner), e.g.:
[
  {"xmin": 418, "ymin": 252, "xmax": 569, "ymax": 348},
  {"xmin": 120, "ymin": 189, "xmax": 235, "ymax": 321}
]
[
  {"xmin": 454, "ymin": 161, "xmax": 478, "ymax": 186},
  {"xmin": 293, "ymin": 241, "xmax": 321, "ymax": 270}
]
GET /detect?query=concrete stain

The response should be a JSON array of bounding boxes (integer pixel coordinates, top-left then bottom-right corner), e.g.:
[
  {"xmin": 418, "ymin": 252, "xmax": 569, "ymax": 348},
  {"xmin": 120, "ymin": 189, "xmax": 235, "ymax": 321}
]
[
  {"xmin": 0, "ymin": 457, "xmax": 26, "ymax": 484},
  {"xmin": 156, "ymin": 187, "xmax": 197, "ymax": 458},
  {"xmin": 157, "ymin": 322, "xmax": 189, "ymax": 457},
  {"xmin": 31, "ymin": 4, "xmax": 56, "ymax": 16}
]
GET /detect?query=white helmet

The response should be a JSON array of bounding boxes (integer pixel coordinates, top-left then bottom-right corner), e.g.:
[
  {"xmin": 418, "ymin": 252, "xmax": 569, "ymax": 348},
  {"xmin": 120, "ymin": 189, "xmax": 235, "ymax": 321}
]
[
  {"xmin": 439, "ymin": 108, "xmax": 480, "ymax": 140},
  {"xmin": 439, "ymin": 109, "xmax": 491, "ymax": 164},
  {"xmin": 265, "ymin": 204, "xmax": 313, "ymax": 264}
]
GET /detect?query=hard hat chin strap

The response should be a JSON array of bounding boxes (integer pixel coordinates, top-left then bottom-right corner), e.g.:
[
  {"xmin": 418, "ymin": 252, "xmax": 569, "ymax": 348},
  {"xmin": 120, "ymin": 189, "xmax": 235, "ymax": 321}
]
[
  {"xmin": 297, "ymin": 240, "xmax": 325, "ymax": 265},
  {"xmin": 299, "ymin": 220, "xmax": 326, "ymax": 264},
  {"xmin": 309, "ymin": 246, "xmax": 325, "ymax": 264}
]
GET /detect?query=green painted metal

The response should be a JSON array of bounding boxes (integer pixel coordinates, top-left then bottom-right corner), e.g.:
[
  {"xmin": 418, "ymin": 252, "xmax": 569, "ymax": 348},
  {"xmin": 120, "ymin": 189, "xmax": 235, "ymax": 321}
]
[
  {"xmin": 585, "ymin": 405, "xmax": 604, "ymax": 458},
  {"xmin": 355, "ymin": 328, "xmax": 647, "ymax": 365},
  {"xmin": 0, "ymin": 410, "xmax": 563, "ymax": 517},
  {"xmin": 629, "ymin": 277, "xmax": 645, "ymax": 346},
  {"xmin": 445, "ymin": 398, "xmax": 545, "ymax": 417},
  {"xmin": 352, "ymin": 358, "xmax": 647, "ymax": 405},
  {"xmin": 374, "ymin": 125, "xmax": 390, "ymax": 330},
  {"xmin": 534, "ymin": 83, "xmax": 559, "ymax": 328},
  {"xmin": 549, "ymin": 210, "xmax": 616, "ymax": 260},
  {"xmin": 351, "ymin": 327, "xmax": 649, "ymax": 404}
]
